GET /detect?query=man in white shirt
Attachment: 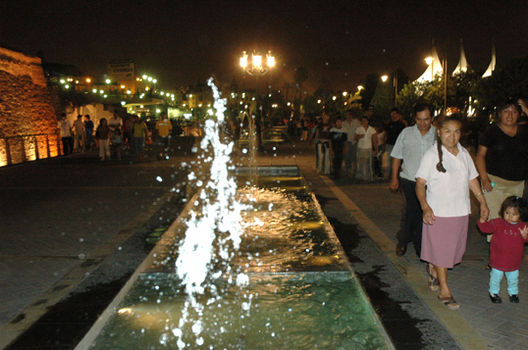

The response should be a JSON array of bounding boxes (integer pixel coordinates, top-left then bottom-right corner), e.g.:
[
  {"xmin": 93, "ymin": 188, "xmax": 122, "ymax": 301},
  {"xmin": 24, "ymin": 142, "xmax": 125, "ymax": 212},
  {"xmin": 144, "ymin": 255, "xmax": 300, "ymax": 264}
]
[
  {"xmin": 355, "ymin": 116, "xmax": 377, "ymax": 181},
  {"xmin": 390, "ymin": 104, "xmax": 436, "ymax": 257},
  {"xmin": 343, "ymin": 111, "xmax": 361, "ymax": 177}
]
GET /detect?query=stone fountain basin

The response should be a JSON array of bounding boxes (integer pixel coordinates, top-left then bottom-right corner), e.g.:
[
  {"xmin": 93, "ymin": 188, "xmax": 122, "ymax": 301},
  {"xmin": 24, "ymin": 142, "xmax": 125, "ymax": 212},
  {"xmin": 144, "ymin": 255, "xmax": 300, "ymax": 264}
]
[{"xmin": 75, "ymin": 166, "xmax": 394, "ymax": 350}]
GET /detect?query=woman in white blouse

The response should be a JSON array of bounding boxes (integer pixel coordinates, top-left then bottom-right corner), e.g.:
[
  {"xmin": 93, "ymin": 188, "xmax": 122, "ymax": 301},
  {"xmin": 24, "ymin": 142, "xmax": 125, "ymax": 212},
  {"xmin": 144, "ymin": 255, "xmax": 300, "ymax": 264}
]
[{"xmin": 416, "ymin": 116, "xmax": 489, "ymax": 310}]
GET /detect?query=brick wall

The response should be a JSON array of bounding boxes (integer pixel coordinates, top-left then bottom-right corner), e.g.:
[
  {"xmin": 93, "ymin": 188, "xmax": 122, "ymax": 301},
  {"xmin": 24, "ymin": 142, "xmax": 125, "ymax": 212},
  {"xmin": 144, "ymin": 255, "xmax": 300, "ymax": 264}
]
[{"xmin": 0, "ymin": 46, "xmax": 59, "ymax": 166}]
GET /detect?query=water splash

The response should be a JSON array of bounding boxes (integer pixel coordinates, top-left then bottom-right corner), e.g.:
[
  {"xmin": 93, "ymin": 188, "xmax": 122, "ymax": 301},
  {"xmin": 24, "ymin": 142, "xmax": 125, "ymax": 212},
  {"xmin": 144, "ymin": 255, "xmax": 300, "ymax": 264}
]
[{"xmin": 173, "ymin": 78, "xmax": 249, "ymax": 348}]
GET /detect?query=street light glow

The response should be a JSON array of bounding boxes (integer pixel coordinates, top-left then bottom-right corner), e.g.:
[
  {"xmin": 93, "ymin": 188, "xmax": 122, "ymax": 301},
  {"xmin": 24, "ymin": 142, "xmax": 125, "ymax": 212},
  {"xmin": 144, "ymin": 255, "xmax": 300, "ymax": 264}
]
[
  {"xmin": 381, "ymin": 74, "xmax": 389, "ymax": 82},
  {"xmin": 266, "ymin": 52, "xmax": 276, "ymax": 68},
  {"xmin": 425, "ymin": 56, "xmax": 434, "ymax": 65},
  {"xmin": 252, "ymin": 54, "xmax": 262, "ymax": 69},
  {"xmin": 357, "ymin": 85, "xmax": 364, "ymax": 91},
  {"xmin": 240, "ymin": 52, "xmax": 248, "ymax": 69}
]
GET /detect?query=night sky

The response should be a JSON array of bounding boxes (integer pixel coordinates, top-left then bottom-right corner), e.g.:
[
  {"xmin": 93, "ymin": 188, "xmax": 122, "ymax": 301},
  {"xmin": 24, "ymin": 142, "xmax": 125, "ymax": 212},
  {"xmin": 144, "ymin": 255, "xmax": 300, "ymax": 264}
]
[{"xmin": 1, "ymin": 0, "xmax": 528, "ymax": 91}]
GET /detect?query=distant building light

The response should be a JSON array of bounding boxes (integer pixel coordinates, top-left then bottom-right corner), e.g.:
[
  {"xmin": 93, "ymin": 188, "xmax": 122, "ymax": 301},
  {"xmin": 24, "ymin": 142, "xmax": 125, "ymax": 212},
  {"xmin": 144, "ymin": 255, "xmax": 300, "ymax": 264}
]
[
  {"xmin": 207, "ymin": 108, "xmax": 214, "ymax": 116},
  {"xmin": 120, "ymin": 85, "xmax": 125, "ymax": 89},
  {"xmin": 105, "ymin": 79, "xmax": 111, "ymax": 84},
  {"xmin": 183, "ymin": 113, "xmax": 192, "ymax": 120},
  {"xmin": 86, "ymin": 77, "xmax": 92, "ymax": 83},
  {"xmin": 156, "ymin": 109, "xmax": 161, "ymax": 113},
  {"xmin": 152, "ymin": 79, "xmax": 157, "ymax": 84},
  {"xmin": 142, "ymin": 74, "xmax": 147, "ymax": 79},
  {"xmin": 332, "ymin": 96, "xmax": 337, "ymax": 101},
  {"xmin": 120, "ymin": 101, "xmax": 126, "ymax": 106},
  {"xmin": 126, "ymin": 90, "xmax": 132, "ymax": 94},
  {"xmin": 103, "ymin": 94, "xmax": 108, "ymax": 98},
  {"xmin": 75, "ymin": 80, "xmax": 79, "ymax": 84},
  {"xmin": 64, "ymin": 84, "xmax": 70, "ymax": 89},
  {"xmin": 60, "ymin": 79, "xmax": 65, "ymax": 84},
  {"xmin": 99, "ymin": 90, "xmax": 104, "ymax": 94},
  {"xmin": 317, "ymin": 99, "xmax": 322, "ymax": 104},
  {"xmin": 92, "ymin": 89, "xmax": 97, "ymax": 93}
]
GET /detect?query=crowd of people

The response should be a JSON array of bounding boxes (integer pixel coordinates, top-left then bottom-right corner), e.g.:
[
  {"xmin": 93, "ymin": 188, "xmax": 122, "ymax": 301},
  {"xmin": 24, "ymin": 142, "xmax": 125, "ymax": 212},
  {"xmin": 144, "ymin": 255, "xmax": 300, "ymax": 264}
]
[
  {"xmin": 58, "ymin": 113, "xmax": 181, "ymax": 161},
  {"xmin": 303, "ymin": 98, "xmax": 528, "ymax": 310}
]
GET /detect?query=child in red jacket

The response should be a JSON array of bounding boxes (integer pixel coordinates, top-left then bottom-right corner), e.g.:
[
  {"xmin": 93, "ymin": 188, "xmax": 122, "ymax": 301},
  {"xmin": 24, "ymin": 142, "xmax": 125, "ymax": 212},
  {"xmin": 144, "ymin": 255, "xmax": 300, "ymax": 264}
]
[{"xmin": 478, "ymin": 196, "xmax": 528, "ymax": 303}]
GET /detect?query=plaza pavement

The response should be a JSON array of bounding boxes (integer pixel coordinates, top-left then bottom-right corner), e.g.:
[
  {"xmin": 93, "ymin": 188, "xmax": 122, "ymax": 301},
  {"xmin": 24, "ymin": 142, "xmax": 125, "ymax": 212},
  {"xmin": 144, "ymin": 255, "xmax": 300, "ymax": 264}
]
[{"xmin": 1, "ymin": 135, "xmax": 527, "ymax": 349}]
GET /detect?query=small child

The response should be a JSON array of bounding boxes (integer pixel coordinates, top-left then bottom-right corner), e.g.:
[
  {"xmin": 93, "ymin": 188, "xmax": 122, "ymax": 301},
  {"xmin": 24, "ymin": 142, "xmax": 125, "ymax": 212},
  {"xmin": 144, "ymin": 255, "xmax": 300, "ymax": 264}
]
[{"xmin": 478, "ymin": 196, "xmax": 528, "ymax": 303}]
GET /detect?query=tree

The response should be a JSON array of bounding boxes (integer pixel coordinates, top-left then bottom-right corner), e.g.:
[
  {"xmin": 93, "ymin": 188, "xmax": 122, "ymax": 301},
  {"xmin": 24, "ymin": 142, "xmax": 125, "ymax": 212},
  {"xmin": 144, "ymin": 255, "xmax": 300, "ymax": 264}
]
[{"xmin": 473, "ymin": 56, "xmax": 528, "ymax": 113}]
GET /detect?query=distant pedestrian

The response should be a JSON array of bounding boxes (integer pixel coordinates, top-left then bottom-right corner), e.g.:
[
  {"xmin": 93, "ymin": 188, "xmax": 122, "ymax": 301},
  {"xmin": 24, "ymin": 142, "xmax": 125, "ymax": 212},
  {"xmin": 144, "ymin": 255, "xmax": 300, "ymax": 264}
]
[
  {"xmin": 314, "ymin": 111, "xmax": 332, "ymax": 175},
  {"xmin": 478, "ymin": 196, "xmax": 528, "ymax": 304},
  {"xmin": 156, "ymin": 113, "xmax": 172, "ymax": 158},
  {"xmin": 132, "ymin": 116, "xmax": 148, "ymax": 159},
  {"xmin": 84, "ymin": 115, "xmax": 94, "ymax": 151},
  {"xmin": 384, "ymin": 108, "xmax": 407, "ymax": 179},
  {"xmin": 95, "ymin": 118, "xmax": 111, "ymax": 160},
  {"xmin": 416, "ymin": 116, "xmax": 489, "ymax": 310},
  {"xmin": 354, "ymin": 116, "xmax": 376, "ymax": 181},
  {"xmin": 390, "ymin": 103, "xmax": 436, "ymax": 257},
  {"xmin": 329, "ymin": 117, "xmax": 348, "ymax": 179},
  {"xmin": 72, "ymin": 115, "xmax": 85, "ymax": 152},
  {"xmin": 58, "ymin": 113, "xmax": 73, "ymax": 155},
  {"xmin": 343, "ymin": 111, "xmax": 361, "ymax": 178}
]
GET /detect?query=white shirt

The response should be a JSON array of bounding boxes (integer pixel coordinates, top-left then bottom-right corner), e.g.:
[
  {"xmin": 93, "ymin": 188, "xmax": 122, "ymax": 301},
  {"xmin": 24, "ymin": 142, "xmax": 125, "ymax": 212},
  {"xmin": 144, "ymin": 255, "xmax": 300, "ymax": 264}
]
[
  {"xmin": 355, "ymin": 125, "xmax": 376, "ymax": 149},
  {"xmin": 415, "ymin": 143, "xmax": 478, "ymax": 217},
  {"xmin": 58, "ymin": 120, "xmax": 71, "ymax": 137},
  {"xmin": 343, "ymin": 119, "xmax": 361, "ymax": 144},
  {"xmin": 390, "ymin": 124, "xmax": 436, "ymax": 181}
]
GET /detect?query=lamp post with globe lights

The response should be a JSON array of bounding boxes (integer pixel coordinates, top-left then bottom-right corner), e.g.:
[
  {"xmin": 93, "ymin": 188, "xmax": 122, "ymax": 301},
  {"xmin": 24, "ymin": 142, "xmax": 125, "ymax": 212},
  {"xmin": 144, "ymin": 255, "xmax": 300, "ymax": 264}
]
[{"xmin": 239, "ymin": 50, "xmax": 276, "ymax": 151}]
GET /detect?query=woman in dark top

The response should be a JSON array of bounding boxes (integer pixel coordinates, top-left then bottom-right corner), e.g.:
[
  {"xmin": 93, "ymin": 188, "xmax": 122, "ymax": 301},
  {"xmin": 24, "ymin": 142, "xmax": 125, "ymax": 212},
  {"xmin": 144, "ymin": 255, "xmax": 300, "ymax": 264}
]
[{"xmin": 475, "ymin": 99, "xmax": 528, "ymax": 234}]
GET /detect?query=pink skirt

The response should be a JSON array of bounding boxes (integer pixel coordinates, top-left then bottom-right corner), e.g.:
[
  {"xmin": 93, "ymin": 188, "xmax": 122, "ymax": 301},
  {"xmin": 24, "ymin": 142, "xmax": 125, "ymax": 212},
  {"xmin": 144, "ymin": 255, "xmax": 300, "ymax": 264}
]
[{"xmin": 421, "ymin": 215, "xmax": 469, "ymax": 268}]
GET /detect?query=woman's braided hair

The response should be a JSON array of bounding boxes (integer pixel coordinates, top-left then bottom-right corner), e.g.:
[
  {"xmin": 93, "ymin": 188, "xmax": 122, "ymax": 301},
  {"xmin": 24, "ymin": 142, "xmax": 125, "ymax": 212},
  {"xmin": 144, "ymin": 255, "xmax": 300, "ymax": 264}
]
[{"xmin": 435, "ymin": 115, "xmax": 463, "ymax": 173}]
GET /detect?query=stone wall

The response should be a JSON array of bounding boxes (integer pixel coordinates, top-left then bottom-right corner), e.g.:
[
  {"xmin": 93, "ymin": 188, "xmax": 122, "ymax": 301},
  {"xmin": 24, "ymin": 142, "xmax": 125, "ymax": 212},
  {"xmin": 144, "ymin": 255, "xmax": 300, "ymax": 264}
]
[{"xmin": 0, "ymin": 46, "xmax": 59, "ymax": 166}]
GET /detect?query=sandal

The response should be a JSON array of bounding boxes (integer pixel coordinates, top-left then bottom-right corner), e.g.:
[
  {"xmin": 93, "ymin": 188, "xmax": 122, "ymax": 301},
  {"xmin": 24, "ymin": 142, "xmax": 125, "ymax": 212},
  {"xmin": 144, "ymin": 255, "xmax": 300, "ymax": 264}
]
[
  {"xmin": 426, "ymin": 264, "xmax": 439, "ymax": 292},
  {"xmin": 438, "ymin": 295, "xmax": 460, "ymax": 310}
]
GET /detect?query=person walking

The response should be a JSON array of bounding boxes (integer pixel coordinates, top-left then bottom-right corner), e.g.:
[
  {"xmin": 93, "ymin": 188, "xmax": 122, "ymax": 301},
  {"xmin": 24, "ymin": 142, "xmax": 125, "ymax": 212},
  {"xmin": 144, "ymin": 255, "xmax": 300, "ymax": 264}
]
[
  {"xmin": 156, "ymin": 113, "xmax": 173, "ymax": 158},
  {"xmin": 95, "ymin": 118, "xmax": 111, "ymax": 160},
  {"xmin": 329, "ymin": 117, "xmax": 348, "ymax": 179},
  {"xmin": 72, "ymin": 115, "xmax": 85, "ymax": 152},
  {"xmin": 58, "ymin": 113, "xmax": 73, "ymax": 155},
  {"xmin": 475, "ymin": 99, "xmax": 528, "ymax": 241},
  {"xmin": 132, "ymin": 115, "xmax": 148, "ymax": 159},
  {"xmin": 343, "ymin": 111, "xmax": 360, "ymax": 178},
  {"xmin": 354, "ymin": 116, "xmax": 376, "ymax": 181},
  {"xmin": 390, "ymin": 104, "xmax": 436, "ymax": 256},
  {"xmin": 384, "ymin": 108, "xmax": 407, "ymax": 179},
  {"xmin": 478, "ymin": 196, "xmax": 528, "ymax": 303},
  {"xmin": 416, "ymin": 116, "xmax": 489, "ymax": 310},
  {"xmin": 84, "ymin": 115, "xmax": 95, "ymax": 151}
]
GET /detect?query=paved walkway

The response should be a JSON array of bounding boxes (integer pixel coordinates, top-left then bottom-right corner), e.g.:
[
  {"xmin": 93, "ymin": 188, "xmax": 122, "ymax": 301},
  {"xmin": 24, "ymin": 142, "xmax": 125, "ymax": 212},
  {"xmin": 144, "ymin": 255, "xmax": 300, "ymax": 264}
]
[{"xmin": 1, "ymin": 136, "xmax": 527, "ymax": 349}]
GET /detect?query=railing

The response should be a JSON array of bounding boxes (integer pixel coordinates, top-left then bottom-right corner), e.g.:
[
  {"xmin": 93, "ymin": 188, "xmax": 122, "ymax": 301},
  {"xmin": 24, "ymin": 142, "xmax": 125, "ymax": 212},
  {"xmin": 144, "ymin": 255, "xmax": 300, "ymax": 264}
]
[{"xmin": 0, "ymin": 132, "xmax": 61, "ymax": 167}]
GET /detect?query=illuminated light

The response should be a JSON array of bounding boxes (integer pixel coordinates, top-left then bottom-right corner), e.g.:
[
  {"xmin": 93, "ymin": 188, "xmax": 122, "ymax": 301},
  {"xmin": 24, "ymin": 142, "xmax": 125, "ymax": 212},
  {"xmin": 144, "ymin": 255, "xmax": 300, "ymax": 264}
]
[
  {"xmin": 60, "ymin": 79, "xmax": 65, "ymax": 84},
  {"xmin": 142, "ymin": 74, "xmax": 147, "ymax": 79},
  {"xmin": 207, "ymin": 104, "xmax": 211, "ymax": 107},
  {"xmin": 342, "ymin": 91, "xmax": 348, "ymax": 97},
  {"xmin": 105, "ymin": 79, "xmax": 111, "ymax": 84},
  {"xmin": 266, "ymin": 52, "xmax": 276, "ymax": 68},
  {"xmin": 244, "ymin": 104, "xmax": 248, "ymax": 109},
  {"xmin": 121, "ymin": 101, "xmax": 126, "ymax": 106},
  {"xmin": 126, "ymin": 90, "xmax": 132, "ymax": 94},
  {"xmin": 64, "ymin": 84, "xmax": 70, "ymax": 89},
  {"xmin": 268, "ymin": 94, "xmax": 271, "ymax": 97},
  {"xmin": 145, "ymin": 87, "xmax": 150, "ymax": 91},
  {"xmin": 189, "ymin": 94, "xmax": 193, "ymax": 97},
  {"xmin": 252, "ymin": 54, "xmax": 262, "ymax": 69},
  {"xmin": 239, "ymin": 101, "xmax": 243, "ymax": 105},
  {"xmin": 147, "ymin": 77, "xmax": 153, "ymax": 82},
  {"xmin": 381, "ymin": 74, "xmax": 389, "ymax": 83},
  {"xmin": 357, "ymin": 85, "xmax": 364, "ymax": 91},
  {"xmin": 171, "ymin": 97, "xmax": 175, "ymax": 101},
  {"xmin": 156, "ymin": 109, "xmax": 161, "ymax": 113},
  {"xmin": 251, "ymin": 97, "xmax": 255, "ymax": 101},
  {"xmin": 344, "ymin": 102, "xmax": 348, "ymax": 105},
  {"xmin": 99, "ymin": 90, "xmax": 104, "ymax": 94},
  {"xmin": 241, "ymin": 92, "xmax": 245, "ymax": 98},
  {"xmin": 287, "ymin": 102, "xmax": 291, "ymax": 106},
  {"xmin": 425, "ymin": 56, "xmax": 434, "ymax": 65},
  {"xmin": 140, "ymin": 93, "xmax": 145, "ymax": 98},
  {"xmin": 140, "ymin": 105, "xmax": 144, "ymax": 108},
  {"xmin": 118, "ymin": 307, "xmax": 132, "ymax": 315},
  {"xmin": 75, "ymin": 80, "xmax": 79, "ymax": 84},
  {"xmin": 92, "ymin": 89, "xmax": 97, "ymax": 93},
  {"xmin": 231, "ymin": 93, "xmax": 236, "ymax": 98},
  {"xmin": 86, "ymin": 77, "xmax": 92, "ymax": 83},
  {"xmin": 240, "ymin": 51, "xmax": 248, "ymax": 69},
  {"xmin": 198, "ymin": 103, "xmax": 203, "ymax": 107},
  {"xmin": 317, "ymin": 99, "xmax": 322, "ymax": 104},
  {"xmin": 183, "ymin": 103, "xmax": 186, "ymax": 107},
  {"xmin": 153, "ymin": 79, "xmax": 157, "ymax": 84},
  {"xmin": 184, "ymin": 113, "xmax": 192, "ymax": 120},
  {"xmin": 67, "ymin": 78, "xmax": 73, "ymax": 82},
  {"xmin": 103, "ymin": 94, "xmax": 107, "ymax": 98},
  {"xmin": 136, "ymin": 77, "xmax": 140, "ymax": 81},
  {"xmin": 332, "ymin": 96, "xmax": 337, "ymax": 101},
  {"xmin": 207, "ymin": 108, "xmax": 214, "ymax": 116},
  {"xmin": 160, "ymin": 91, "xmax": 165, "ymax": 95},
  {"xmin": 120, "ymin": 85, "xmax": 125, "ymax": 89}
]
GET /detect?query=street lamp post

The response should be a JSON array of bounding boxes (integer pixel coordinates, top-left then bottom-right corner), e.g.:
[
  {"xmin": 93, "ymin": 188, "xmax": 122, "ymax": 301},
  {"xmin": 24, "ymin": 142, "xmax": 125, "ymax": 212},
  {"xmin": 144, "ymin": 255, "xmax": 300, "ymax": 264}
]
[{"xmin": 239, "ymin": 50, "xmax": 276, "ymax": 151}]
